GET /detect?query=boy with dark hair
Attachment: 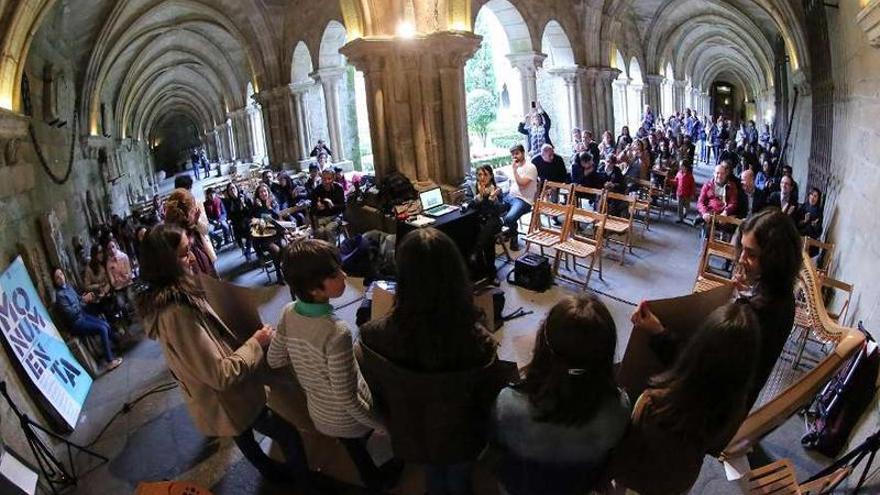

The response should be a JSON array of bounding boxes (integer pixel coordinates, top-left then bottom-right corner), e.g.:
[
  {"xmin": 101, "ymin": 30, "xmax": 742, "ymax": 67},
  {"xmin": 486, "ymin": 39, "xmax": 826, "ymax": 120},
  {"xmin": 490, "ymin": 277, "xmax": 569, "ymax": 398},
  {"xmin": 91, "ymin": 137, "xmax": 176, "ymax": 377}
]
[{"xmin": 268, "ymin": 240, "xmax": 402, "ymax": 491}]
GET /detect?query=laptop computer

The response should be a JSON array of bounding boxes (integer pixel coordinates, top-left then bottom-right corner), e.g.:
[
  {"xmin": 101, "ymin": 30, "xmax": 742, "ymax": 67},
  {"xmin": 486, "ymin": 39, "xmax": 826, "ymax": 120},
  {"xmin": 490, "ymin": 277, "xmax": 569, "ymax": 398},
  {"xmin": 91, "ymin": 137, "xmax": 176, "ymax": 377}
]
[{"xmin": 419, "ymin": 187, "xmax": 459, "ymax": 217}]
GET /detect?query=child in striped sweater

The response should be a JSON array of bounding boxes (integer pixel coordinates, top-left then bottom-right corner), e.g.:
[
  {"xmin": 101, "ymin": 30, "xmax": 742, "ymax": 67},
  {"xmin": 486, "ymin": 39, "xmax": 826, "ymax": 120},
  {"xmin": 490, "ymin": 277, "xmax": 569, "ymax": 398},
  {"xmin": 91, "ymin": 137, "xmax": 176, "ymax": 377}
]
[{"xmin": 267, "ymin": 239, "xmax": 402, "ymax": 491}]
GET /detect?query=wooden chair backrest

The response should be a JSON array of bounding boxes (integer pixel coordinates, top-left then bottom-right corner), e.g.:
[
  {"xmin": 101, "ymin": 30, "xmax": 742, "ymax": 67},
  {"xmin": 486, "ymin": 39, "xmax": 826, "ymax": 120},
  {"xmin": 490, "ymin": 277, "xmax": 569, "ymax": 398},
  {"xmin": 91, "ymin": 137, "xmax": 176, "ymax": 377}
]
[
  {"xmin": 722, "ymin": 250, "xmax": 865, "ymax": 460},
  {"xmin": 604, "ymin": 191, "xmax": 637, "ymax": 222},
  {"xmin": 571, "ymin": 184, "xmax": 606, "ymax": 210},
  {"xmin": 821, "ymin": 275, "xmax": 854, "ymax": 324},
  {"xmin": 528, "ymin": 200, "xmax": 571, "ymax": 235},
  {"xmin": 538, "ymin": 181, "xmax": 574, "ymax": 205},
  {"xmin": 564, "ymin": 208, "xmax": 606, "ymax": 248},
  {"xmin": 746, "ymin": 459, "xmax": 801, "ymax": 495},
  {"xmin": 709, "ymin": 214, "xmax": 743, "ymax": 245}
]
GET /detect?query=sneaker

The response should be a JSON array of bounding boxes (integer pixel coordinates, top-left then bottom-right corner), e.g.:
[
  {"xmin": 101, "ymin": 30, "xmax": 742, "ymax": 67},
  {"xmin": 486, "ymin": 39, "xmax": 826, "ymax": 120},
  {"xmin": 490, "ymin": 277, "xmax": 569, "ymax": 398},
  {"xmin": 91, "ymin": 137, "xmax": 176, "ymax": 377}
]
[{"xmin": 105, "ymin": 357, "xmax": 124, "ymax": 373}]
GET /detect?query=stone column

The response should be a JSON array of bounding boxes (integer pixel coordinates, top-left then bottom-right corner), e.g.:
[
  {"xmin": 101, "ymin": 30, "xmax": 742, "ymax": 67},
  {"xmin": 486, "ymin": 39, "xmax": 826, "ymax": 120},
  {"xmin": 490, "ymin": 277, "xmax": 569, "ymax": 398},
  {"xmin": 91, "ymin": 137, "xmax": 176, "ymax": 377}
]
[
  {"xmin": 214, "ymin": 123, "xmax": 231, "ymax": 162},
  {"xmin": 228, "ymin": 109, "xmax": 252, "ymax": 161},
  {"xmin": 630, "ymin": 81, "xmax": 644, "ymax": 129},
  {"xmin": 548, "ymin": 67, "xmax": 581, "ymax": 145},
  {"xmin": 590, "ymin": 67, "xmax": 620, "ymax": 134},
  {"xmin": 644, "ymin": 74, "xmax": 663, "ymax": 116},
  {"xmin": 289, "ymin": 82, "xmax": 314, "ymax": 160},
  {"xmin": 312, "ymin": 67, "xmax": 347, "ymax": 163},
  {"xmin": 613, "ymin": 77, "xmax": 629, "ymax": 130},
  {"xmin": 507, "ymin": 52, "xmax": 546, "ymax": 116},
  {"xmin": 341, "ymin": 31, "xmax": 480, "ymax": 184},
  {"xmin": 579, "ymin": 67, "xmax": 598, "ymax": 133},
  {"xmin": 673, "ymin": 80, "xmax": 687, "ymax": 113},
  {"xmin": 254, "ymin": 86, "xmax": 297, "ymax": 169}
]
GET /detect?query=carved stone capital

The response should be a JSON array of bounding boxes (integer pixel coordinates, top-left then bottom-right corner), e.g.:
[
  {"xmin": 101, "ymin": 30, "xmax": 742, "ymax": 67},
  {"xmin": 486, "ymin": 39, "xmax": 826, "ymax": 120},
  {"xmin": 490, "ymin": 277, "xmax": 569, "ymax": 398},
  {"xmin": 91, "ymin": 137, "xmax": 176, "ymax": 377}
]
[
  {"xmin": 547, "ymin": 66, "xmax": 581, "ymax": 84},
  {"xmin": 645, "ymin": 74, "xmax": 665, "ymax": 86},
  {"xmin": 588, "ymin": 66, "xmax": 621, "ymax": 83},
  {"xmin": 81, "ymin": 135, "xmax": 110, "ymax": 160},
  {"xmin": 506, "ymin": 51, "xmax": 547, "ymax": 75}
]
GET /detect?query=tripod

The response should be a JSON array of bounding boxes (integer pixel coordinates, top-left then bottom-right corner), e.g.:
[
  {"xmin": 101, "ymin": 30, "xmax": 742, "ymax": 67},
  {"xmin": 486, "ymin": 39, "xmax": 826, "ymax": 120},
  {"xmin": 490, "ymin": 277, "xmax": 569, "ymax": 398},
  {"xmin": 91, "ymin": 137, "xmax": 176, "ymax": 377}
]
[
  {"xmin": 0, "ymin": 381, "xmax": 107, "ymax": 495},
  {"xmin": 804, "ymin": 428, "xmax": 880, "ymax": 494}
]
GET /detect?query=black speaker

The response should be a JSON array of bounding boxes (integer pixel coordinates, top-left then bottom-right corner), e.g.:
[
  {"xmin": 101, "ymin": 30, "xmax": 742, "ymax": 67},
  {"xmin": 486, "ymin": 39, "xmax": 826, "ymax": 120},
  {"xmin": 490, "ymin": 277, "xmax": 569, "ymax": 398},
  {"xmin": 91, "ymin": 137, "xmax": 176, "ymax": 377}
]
[{"xmin": 511, "ymin": 254, "xmax": 553, "ymax": 292}]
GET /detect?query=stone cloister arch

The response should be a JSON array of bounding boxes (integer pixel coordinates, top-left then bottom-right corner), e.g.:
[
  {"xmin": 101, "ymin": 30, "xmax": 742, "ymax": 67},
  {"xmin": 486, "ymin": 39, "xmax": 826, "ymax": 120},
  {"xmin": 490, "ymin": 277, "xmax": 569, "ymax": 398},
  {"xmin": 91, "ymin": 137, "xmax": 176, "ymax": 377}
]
[{"xmin": 538, "ymin": 19, "xmax": 580, "ymax": 153}]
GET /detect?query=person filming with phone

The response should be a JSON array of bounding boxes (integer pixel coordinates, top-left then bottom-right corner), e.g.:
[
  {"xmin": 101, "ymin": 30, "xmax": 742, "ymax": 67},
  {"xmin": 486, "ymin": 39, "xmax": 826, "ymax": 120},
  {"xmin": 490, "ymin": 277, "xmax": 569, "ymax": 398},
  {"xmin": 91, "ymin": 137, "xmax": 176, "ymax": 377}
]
[{"xmin": 518, "ymin": 101, "xmax": 552, "ymax": 158}]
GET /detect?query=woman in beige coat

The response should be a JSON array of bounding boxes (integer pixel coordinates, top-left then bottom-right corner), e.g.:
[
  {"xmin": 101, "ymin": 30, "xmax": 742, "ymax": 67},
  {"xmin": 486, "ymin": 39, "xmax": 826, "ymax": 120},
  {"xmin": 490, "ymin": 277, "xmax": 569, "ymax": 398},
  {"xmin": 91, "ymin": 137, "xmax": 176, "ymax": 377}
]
[{"xmin": 136, "ymin": 224, "xmax": 310, "ymax": 489}]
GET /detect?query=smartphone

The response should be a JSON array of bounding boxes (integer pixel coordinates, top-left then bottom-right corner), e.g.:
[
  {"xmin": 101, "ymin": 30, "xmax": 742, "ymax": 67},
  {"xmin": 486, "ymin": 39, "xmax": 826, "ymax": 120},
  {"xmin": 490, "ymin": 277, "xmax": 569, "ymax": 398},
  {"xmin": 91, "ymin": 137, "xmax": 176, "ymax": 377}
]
[{"xmin": 531, "ymin": 101, "xmax": 536, "ymax": 109}]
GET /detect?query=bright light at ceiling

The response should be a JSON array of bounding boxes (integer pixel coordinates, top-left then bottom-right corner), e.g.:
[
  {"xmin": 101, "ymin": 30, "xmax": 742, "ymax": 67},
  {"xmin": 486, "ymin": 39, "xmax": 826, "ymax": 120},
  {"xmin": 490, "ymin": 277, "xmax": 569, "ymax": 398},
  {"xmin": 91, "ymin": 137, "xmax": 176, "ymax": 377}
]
[
  {"xmin": 397, "ymin": 21, "xmax": 416, "ymax": 38},
  {"xmin": 450, "ymin": 21, "xmax": 468, "ymax": 32}
]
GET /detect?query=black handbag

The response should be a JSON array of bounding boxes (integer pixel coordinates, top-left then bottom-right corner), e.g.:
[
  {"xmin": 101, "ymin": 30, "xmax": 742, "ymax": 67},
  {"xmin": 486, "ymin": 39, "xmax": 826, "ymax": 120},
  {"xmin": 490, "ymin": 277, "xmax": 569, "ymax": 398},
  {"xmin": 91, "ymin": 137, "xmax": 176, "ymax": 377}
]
[
  {"xmin": 508, "ymin": 254, "xmax": 553, "ymax": 292},
  {"xmin": 802, "ymin": 325, "xmax": 879, "ymax": 457}
]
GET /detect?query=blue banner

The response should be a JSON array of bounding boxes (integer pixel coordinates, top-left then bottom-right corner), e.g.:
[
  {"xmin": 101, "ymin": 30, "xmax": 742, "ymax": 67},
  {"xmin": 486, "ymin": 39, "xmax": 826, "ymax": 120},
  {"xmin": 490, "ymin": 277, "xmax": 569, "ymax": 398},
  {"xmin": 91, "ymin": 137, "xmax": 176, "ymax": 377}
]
[{"xmin": 0, "ymin": 257, "xmax": 92, "ymax": 429}]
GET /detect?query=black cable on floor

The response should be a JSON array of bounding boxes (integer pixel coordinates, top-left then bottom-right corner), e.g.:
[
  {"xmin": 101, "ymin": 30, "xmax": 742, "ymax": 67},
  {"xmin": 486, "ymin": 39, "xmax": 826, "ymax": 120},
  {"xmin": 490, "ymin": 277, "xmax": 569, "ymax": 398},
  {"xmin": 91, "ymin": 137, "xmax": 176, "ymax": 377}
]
[{"xmin": 86, "ymin": 381, "xmax": 178, "ymax": 448}]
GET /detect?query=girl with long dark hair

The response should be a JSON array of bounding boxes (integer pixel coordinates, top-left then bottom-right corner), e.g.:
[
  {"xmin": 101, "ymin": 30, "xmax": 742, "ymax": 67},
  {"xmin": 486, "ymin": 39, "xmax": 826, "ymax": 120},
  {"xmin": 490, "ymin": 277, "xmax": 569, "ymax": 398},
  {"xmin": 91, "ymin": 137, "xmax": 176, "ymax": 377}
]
[
  {"xmin": 358, "ymin": 228, "xmax": 506, "ymax": 495},
  {"xmin": 612, "ymin": 302, "xmax": 761, "ymax": 495},
  {"xmin": 470, "ymin": 165, "xmax": 503, "ymax": 283},
  {"xmin": 632, "ymin": 207, "xmax": 801, "ymax": 408},
  {"xmin": 136, "ymin": 224, "xmax": 311, "ymax": 490},
  {"xmin": 489, "ymin": 294, "xmax": 630, "ymax": 495}
]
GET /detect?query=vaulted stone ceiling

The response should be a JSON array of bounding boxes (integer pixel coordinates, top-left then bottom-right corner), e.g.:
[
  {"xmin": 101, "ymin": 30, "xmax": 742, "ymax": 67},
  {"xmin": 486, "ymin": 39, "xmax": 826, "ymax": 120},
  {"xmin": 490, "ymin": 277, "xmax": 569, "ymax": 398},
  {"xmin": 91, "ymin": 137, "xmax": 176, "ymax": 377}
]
[{"xmin": 1, "ymin": 0, "xmax": 810, "ymax": 147}]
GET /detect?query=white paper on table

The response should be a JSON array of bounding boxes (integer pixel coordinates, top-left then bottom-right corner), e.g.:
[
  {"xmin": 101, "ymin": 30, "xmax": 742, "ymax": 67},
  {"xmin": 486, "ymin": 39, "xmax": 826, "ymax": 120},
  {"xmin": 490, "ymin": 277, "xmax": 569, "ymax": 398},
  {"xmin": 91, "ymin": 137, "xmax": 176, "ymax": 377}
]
[{"xmin": 723, "ymin": 455, "xmax": 751, "ymax": 481}]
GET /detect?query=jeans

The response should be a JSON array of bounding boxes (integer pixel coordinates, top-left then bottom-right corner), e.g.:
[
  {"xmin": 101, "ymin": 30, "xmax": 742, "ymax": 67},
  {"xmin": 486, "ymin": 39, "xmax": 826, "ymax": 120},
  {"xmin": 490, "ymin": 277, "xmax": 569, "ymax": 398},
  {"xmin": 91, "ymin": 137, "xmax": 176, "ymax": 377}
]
[
  {"xmin": 233, "ymin": 407, "xmax": 310, "ymax": 487},
  {"xmin": 425, "ymin": 462, "xmax": 473, "ymax": 495},
  {"xmin": 72, "ymin": 313, "xmax": 115, "ymax": 363},
  {"xmin": 502, "ymin": 196, "xmax": 532, "ymax": 241},
  {"xmin": 677, "ymin": 196, "xmax": 690, "ymax": 221},
  {"xmin": 339, "ymin": 433, "xmax": 384, "ymax": 490}
]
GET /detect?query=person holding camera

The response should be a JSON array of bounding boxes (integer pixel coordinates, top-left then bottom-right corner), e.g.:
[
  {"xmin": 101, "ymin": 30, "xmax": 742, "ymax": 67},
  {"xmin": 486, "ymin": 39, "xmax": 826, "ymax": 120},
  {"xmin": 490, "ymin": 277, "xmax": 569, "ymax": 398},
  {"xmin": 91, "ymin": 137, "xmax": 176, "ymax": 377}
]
[{"xmin": 518, "ymin": 101, "xmax": 552, "ymax": 158}]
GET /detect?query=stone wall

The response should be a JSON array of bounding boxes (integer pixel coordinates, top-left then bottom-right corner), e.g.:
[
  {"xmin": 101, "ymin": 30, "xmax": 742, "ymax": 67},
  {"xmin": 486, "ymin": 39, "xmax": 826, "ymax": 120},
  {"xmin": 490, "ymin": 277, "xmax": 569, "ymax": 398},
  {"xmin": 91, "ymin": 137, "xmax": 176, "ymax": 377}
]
[{"xmin": 0, "ymin": 4, "xmax": 153, "ymax": 468}]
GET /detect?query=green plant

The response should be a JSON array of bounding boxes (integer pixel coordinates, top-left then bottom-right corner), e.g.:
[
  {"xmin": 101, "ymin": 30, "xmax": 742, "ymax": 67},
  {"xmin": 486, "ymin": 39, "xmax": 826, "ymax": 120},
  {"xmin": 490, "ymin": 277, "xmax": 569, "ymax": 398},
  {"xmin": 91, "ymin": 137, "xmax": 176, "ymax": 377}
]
[{"xmin": 467, "ymin": 89, "xmax": 499, "ymax": 148}]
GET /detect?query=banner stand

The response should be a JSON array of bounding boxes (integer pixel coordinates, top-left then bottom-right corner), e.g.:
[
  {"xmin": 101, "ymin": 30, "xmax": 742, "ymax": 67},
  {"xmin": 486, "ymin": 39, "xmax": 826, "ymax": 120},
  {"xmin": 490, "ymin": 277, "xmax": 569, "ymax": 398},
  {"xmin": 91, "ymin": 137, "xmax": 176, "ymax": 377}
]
[{"xmin": 0, "ymin": 381, "xmax": 106, "ymax": 495}]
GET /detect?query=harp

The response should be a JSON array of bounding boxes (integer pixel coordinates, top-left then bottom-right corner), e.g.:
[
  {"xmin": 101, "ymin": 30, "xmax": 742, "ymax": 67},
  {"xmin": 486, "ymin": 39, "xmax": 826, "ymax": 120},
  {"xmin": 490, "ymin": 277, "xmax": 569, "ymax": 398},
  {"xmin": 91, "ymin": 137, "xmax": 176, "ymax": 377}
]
[{"xmin": 721, "ymin": 250, "xmax": 864, "ymax": 464}]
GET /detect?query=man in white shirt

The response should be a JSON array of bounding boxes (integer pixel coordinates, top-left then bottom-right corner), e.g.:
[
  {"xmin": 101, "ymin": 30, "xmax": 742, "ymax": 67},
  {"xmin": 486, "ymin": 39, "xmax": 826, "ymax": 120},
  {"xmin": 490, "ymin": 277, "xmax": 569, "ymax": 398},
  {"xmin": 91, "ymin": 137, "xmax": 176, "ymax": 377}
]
[{"xmin": 502, "ymin": 144, "xmax": 538, "ymax": 251}]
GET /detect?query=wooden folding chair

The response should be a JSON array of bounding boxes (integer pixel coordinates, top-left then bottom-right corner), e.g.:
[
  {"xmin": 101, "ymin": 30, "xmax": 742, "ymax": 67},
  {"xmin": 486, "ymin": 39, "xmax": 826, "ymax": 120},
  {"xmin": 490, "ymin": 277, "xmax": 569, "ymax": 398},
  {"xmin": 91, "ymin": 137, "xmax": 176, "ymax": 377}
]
[
  {"xmin": 746, "ymin": 458, "xmax": 845, "ymax": 495},
  {"xmin": 631, "ymin": 179, "xmax": 663, "ymax": 230},
  {"xmin": 523, "ymin": 200, "xmax": 570, "ymax": 255},
  {"xmin": 790, "ymin": 274, "xmax": 855, "ymax": 370},
  {"xmin": 571, "ymin": 184, "xmax": 605, "ymax": 212},
  {"xmin": 537, "ymin": 180, "xmax": 574, "ymax": 205},
  {"xmin": 553, "ymin": 208, "xmax": 605, "ymax": 289},
  {"xmin": 601, "ymin": 191, "xmax": 636, "ymax": 265},
  {"xmin": 708, "ymin": 213, "xmax": 743, "ymax": 247},
  {"xmin": 693, "ymin": 216, "xmax": 741, "ymax": 293}
]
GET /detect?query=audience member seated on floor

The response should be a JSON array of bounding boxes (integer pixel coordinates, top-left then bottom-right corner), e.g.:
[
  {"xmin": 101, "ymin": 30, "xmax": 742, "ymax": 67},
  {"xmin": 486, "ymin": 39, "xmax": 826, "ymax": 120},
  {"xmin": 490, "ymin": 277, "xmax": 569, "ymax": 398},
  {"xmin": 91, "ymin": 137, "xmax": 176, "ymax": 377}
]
[
  {"xmin": 599, "ymin": 131, "xmax": 616, "ymax": 161},
  {"xmin": 357, "ymin": 228, "xmax": 506, "ymax": 495},
  {"xmin": 83, "ymin": 244, "xmax": 116, "ymax": 318},
  {"xmin": 268, "ymin": 240, "xmax": 403, "ymax": 491},
  {"xmin": 334, "ymin": 166, "xmax": 351, "ymax": 196},
  {"xmin": 674, "ymin": 162, "xmax": 696, "ymax": 224},
  {"xmin": 53, "ymin": 267, "xmax": 123, "ymax": 371},
  {"xmin": 488, "ymin": 294, "xmax": 630, "ymax": 495},
  {"xmin": 174, "ymin": 174, "xmax": 217, "ymax": 264},
  {"xmin": 164, "ymin": 188, "xmax": 218, "ymax": 278},
  {"xmin": 518, "ymin": 104, "xmax": 553, "ymax": 158},
  {"xmin": 223, "ymin": 183, "xmax": 254, "ymax": 260},
  {"xmin": 697, "ymin": 162, "xmax": 738, "ymax": 225},
  {"xmin": 304, "ymin": 163, "xmax": 321, "ymax": 195},
  {"xmin": 755, "ymin": 159, "xmax": 773, "ymax": 192},
  {"xmin": 634, "ymin": 208, "xmax": 802, "ymax": 409},
  {"xmin": 273, "ymin": 172, "xmax": 296, "ymax": 210},
  {"xmin": 469, "ymin": 165, "xmax": 504, "ymax": 283},
  {"xmin": 737, "ymin": 169, "xmax": 767, "ymax": 219},
  {"xmin": 501, "ymin": 144, "xmax": 538, "ymax": 252},
  {"xmin": 251, "ymin": 183, "xmax": 284, "ymax": 282},
  {"xmin": 311, "ymin": 169, "xmax": 346, "ymax": 243},
  {"xmin": 798, "ymin": 187, "xmax": 824, "ymax": 241},
  {"xmin": 136, "ymin": 224, "xmax": 311, "ymax": 490},
  {"xmin": 309, "ymin": 139, "xmax": 333, "ymax": 158},
  {"xmin": 768, "ymin": 175, "xmax": 799, "ymax": 217},
  {"xmin": 532, "ymin": 144, "xmax": 568, "ymax": 187},
  {"xmin": 612, "ymin": 302, "xmax": 761, "ymax": 495}
]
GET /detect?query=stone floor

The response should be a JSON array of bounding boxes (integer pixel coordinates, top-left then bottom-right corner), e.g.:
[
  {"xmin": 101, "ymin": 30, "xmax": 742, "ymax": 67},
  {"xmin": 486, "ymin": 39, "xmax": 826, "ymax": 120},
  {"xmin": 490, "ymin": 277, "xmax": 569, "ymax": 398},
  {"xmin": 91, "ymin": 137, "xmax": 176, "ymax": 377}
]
[{"xmin": 60, "ymin": 166, "xmax": 879, "ymax": 494}]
